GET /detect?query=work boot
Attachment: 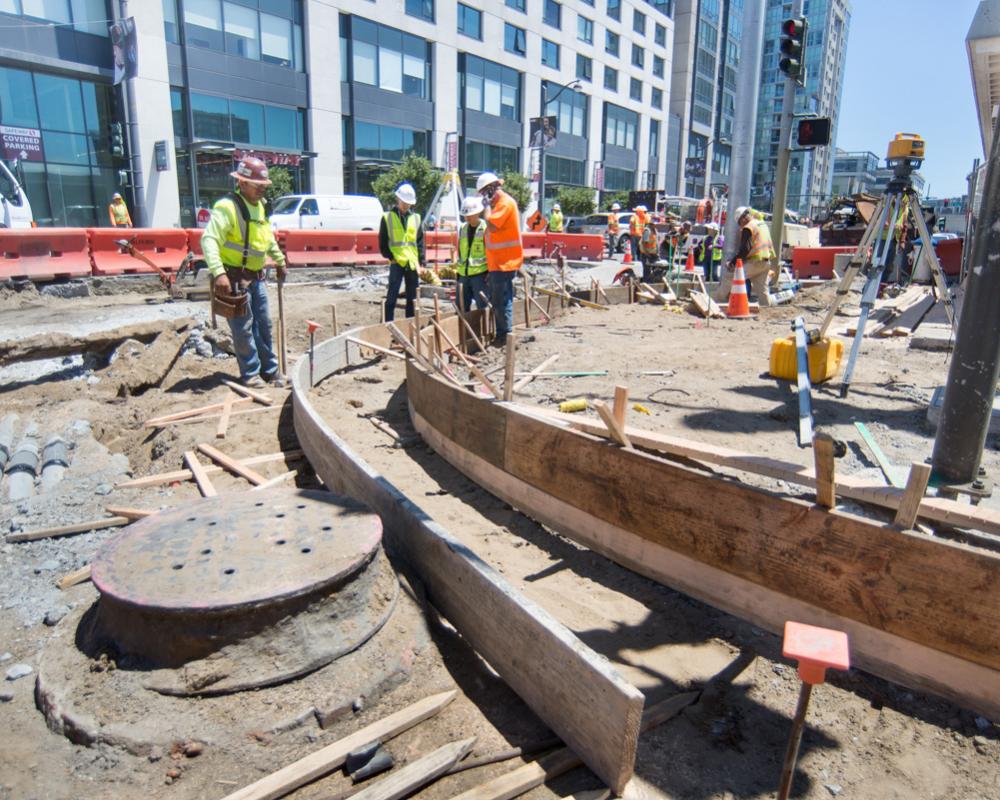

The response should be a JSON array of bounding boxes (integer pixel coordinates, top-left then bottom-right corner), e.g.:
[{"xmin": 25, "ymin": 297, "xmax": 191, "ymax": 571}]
[
  {"xmin": 264, "ymin": 371, "xmax": 288, "ymax": 388},
  {"xmin": 243, "ymin": 374, "xmax": 267, "ymax": 389}
]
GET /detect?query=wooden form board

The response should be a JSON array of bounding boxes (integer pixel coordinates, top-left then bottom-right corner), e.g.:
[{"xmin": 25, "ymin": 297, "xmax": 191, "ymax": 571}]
[
  {"xmin": 292, "ymin": 327, "xmax": 644, "ymax": 795},
  {"xmin": 404, "ymin": 362, "xmax": 1000, "ymax": 719}
]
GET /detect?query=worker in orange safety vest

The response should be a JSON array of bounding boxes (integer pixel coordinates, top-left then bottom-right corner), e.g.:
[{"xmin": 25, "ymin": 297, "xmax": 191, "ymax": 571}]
[{"xmin": 478, "ymin": 171, "xmax": 522, "ymax": 346}]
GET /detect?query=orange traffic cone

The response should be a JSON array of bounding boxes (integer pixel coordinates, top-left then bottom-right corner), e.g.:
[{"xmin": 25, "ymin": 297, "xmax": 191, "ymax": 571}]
[
  {"xmin": 726, "ymin": 259, "xmax": 753, "ymax": 319},
  {"xmin": 623, "ymin": 237, "xmax": 633, "ymax": 264},
  {"xmin": 683, "ymin": 249, "xmax": 696, "ymax": 273}
]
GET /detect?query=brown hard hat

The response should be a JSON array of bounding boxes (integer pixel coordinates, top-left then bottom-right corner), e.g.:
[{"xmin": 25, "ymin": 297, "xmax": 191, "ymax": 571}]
[{"xmin": 230, "ymin": 156, "xmax": 272, "ymax": 186}]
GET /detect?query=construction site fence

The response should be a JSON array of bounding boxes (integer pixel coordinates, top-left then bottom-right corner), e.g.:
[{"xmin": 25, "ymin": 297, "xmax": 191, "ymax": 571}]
[{"xmin": 0, "ymin": 228, "xmax": 607, "ymax": 281}]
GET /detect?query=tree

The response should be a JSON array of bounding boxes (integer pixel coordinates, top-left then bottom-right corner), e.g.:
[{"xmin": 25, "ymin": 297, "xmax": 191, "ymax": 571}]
[
  {"xmin": 371, "ymin": 155, "xmax": 442, "ymax": 214},
  {"xmin": 500, "ymin": 170, "xmax": 531, "ymax": 212},
  {"xmin": 602, "ymin": 190, "xmax": 630, "ymax": 212},
  {"xmin": 264, "ymin": 166, "xmax": 294, "ymax": 207},
  {"xmin": 555, "ymin": 186, "xmax": 596, "ymax": 217}
]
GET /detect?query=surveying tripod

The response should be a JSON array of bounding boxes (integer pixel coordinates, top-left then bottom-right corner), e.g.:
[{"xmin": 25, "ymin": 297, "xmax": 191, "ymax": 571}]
[{"xmin": 814, "ymin": 157, "xmax": 955, "ymax": 398}]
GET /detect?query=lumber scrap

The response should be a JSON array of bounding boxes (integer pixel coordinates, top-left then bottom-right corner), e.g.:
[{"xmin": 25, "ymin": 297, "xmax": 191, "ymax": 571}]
[
  {"xmin": 220, "ymin": 690, "xmax": 457, "ymax": 800},
  {"xmin": 894, "ymin": 463, "xmax": 932, "ymax": 530},
  {"xmin": 104, "ymin": 506, "xmax": 155, "ymax": 520},
  {"xmin": 157, "ymin": 404, "xmax": 279, "ymax": 428},
  {"xmin": 144, "ymin": 396, "xmax": 253, "ymax": 427},
  {"xmin": 224, "ymin": 379, "xmax": 275, "ymax": 406},
  {"xmin": 512, "ymin": 354, "xmax": 560, "ymax": 393},
  {"xmin": 115, "ymin": 450, "xmax": 303, "ymax": 489},
  {"xmin": 57, "ymin": 564, "xmax": 92, "ymax": 589},
  {"xmin": 687, "ymin": 290, "xmax": 725, "ymax": 319},
  {"xmin": 430, "ymin": 319, "xmax": 502, "ymax": 399},
  {"xmin": 872, "ymin": 291, "xmax": 935, "ymax": 338},
  {"xmin": 535, "ymin": 286, "xmax": 609, "ymax": 311},
  {"xmin": 639, "ymin": 282, "xmax": 671, "ymax": 305},
  {"xmin": 8, "ymin": 516, "xmax": 130, "ymax": 543},
  {"xmin": 0, "ymin": 317, "xmax": 193, "ymax": 365},
  {"xmin": 216, "ymin": 395, "xmax": 235, "ymax": 439},
  {"xmin": 812, "ymin": 433, "xmax": 836, "ymax": 509},
  {"xmin": 184, "ymin": 450, "xmax": 218, "ymax": 497},
  {"xmin": 350, "ymin": 737, "xmax": 476, "ymax": 800},
  {"xmin": 197, "ymin": 443, "xmax": 267, "ymax": 486},
  {"xmin": 594, "ymin": 401, "xmax": 632, "ymax": 449},
  {"xmin": 347, "ymin": 337, "xmax": 405, "ymax": 361},
  {"xmin": 250, "ymin": 470, "xmax": 298, "ymax": 491},
  {"xmin": 503, "ymin": 335, "xmax": 517, "ymax": 402},
  {"xmin": 855, "ymin": 422, "xmax": 907, "ymax": 488}
]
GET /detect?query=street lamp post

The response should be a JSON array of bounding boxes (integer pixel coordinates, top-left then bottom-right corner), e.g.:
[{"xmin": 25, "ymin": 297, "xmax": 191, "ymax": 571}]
[{"xmin": 538, "ymin": 78, "xmax": 581, "ymax": 215}]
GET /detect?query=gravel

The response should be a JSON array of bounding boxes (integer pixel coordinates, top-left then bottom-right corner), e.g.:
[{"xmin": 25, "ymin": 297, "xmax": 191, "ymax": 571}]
[{"xmin": 5, "ymin": 663, "xmax": 32, "ymax": 681}]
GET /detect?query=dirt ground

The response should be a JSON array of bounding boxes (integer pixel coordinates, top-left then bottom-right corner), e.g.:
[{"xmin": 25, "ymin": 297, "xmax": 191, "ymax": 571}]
[{"xmin": 0, "ymin": 269, "xmax": 997, "ymax": 800}]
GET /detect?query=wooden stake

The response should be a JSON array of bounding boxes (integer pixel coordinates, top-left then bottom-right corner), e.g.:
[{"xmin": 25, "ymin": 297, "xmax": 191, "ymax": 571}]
[
  {"xmin": 185, "ymin": 450, "xmax": 218, "ymax": 497},
  {"xmin": 534, "ymin": 286, "xmax": 609, "ymax": 311},
  {"xmin": 105, "ymin": 506, "xmax": 155, "ymax": 520},
  {"xmin": 223, "ymin": 379, "xmax": 275, "ymax": 406},
  {"xmin": 414, "ymin": 308, "xmax": 422, "ymax": 358},
  {"xmin": 57, "ymin": 564, "xmax": 92, "ymax": 590},
  {"xmin": 595, "ymin": 279, "xmax": 610, "ymax": 304},
  {"xmin": 613, "ymin": 385, "xmax": 629, "ymax": 429},
  {"xmin": 116, "ymin": 450, "xmax": 303, "ymax": 489},
  {"xmin": 523, "ymin": 273, "xmax": 532, "ymax": 328},
  {"xmin": 512, "ymin": 354, "xmax": 560, "ymax": 392},
  {"xmin": 456, "ymin": 283, "xmax": 466, "ymax": 352},
  {"xmin": 812, "ymin": 432, "xmax": 836, "ymax": 509},
  {"xmin": 432, "ymin": 294, "xmax": 444, "ymax": 357},
  {"xmin": 216, "ymin": 394, "xmax": 234, "ymax": 439},
  {"xmin": 595, "ymin": 401, "xmax": 632, "ymax": 449},
  {"xmin": 894, "ymin": 463, "xmax": 933, "ymax": 530},
  {"xmin": 331, "ymin": 304, "xmax": 339, "ymax": 336},
  {"xmin": 527, "ymin": 294, "xmax": 552, "ymax": 324},
  {"xmin": 452, "ymin": 301, "xmax": 487, "ymax": 354},
  {"xmin": 387, "ymin": 323, "xmax": 466, "ymax": 389},
  {"xmin": 503, "ymin": 334, "xmax": 517, "ymax": 402},
  {"xmin": 430, "ymin": 319, "xmax": 502, "ymax": 399},
  {"xmin": 144, "ymin": 396, "xmax": 252, "ymax": 427},
  {"xmin": 250, "ymin": 470, "xmax": 298, "ymax": 491},
  {"xmin": 8, "ymin": 516, "xmax": 130, "ymax": 543},
  {"xmin": 197, "ymin": 443, "xmax": 267, "ymax": 486},
  {"xmin": 350, "ymin": 738, "xmax": 476, "ymax": 800},
  {"xmin": 639, "ymin": 282, "xmax": 669, "ymax": 305},
  {"xmin": 347, "ymin": 337, "xmax": 405, "ymax": 361}
]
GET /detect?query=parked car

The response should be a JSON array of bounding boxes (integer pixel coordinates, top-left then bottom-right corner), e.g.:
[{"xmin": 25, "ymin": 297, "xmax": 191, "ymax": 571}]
[
  {"xmin": 567, "ymin": 212, "xmax": 633, "ymax": 252},
  {"xmin": 269, "ymin": 194, "xmax": 383, "ymax": 231}
]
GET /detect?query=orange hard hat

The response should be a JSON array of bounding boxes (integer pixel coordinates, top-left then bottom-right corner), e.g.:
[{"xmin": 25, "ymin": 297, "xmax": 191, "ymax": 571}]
[{"xmin": 230, "ymin": 156, "xmax": 272, "ymax": 186}]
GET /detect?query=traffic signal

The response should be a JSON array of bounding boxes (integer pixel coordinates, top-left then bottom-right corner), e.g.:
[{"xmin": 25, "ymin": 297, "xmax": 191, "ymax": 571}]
[
  {"xmin": 779, "ymin": 17, "xmax": 808, "ymax": 85},
  {"xmin": 109, "ymin": 122, "xmax": 125, "ymax": 158},
  {"xmin": 796, "ymin": 117, "xmax": 831, "ymax": 147}
]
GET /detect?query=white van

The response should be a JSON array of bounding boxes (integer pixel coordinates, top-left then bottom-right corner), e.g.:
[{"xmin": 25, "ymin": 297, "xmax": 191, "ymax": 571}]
[
  {"xmin": 0, "ymin": 161, "xmax": 33, "ymax": 228},
  {"xmin": 269, "ymin": 194, "xmax": 383, "ymax": 232}
]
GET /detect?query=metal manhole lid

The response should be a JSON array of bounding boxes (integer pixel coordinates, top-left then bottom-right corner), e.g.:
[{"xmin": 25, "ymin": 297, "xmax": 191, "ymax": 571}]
[{"xmin": 91, "ymin": 489, "xmax": 382, "ymax": 613}]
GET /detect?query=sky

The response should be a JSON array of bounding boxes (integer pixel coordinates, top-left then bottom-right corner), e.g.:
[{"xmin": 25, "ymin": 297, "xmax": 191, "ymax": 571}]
[{"xmin": 834, "ymin": 0, "xmax": 983, "ymax": 198}]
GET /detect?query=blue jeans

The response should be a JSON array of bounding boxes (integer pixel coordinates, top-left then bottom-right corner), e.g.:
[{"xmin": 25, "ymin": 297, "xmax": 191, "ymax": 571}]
[
  {"xmin": 459, "ymin": 272, "xmax": 489, "ymax": 312},
  {"xmin": 489, "ymin": 270, "xmax": 516, "ymax": 340},
  {"xmin": 385, "ymin": 262, "xmax": 419, "ymax": 321},
  {"xmin": 226, "ymin": 277, "xmax": 278, "ymax": 380}
]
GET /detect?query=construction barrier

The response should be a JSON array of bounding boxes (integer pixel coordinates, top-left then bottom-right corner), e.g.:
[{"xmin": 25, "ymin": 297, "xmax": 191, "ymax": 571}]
[
  {"xmin": 545, "ymin": 232, "xmax": 605, "ymax": 261},
  {"xmin": 522, "ymin": 231, "xmax": 546, "ymax": 259},
  {"xmin": 89, "ymin": 228, "xmax": 189, "ymax": 275},
  {"xmin": 354, "ymin": 231, "xmax": 388, "ymax": 264},
  {"xmin": 791, "ymin": 246, "xmax": 855, "ymax": 279},
  {"xmin": 282, "ymin": 229, "xmax": 358, "ymax": 267},
  {"xmin": 0, "ymin": 228, "xmax": 92, "ymax": 281},
  {"xmin": 424, "ymin": 229, "xmax": 457, "ymax": 264},
  {"xmin": 934, "ymin": 237, "xmax": 962, "ymax": 276},
  {"xmin": 186, "ymin": 229, "xmax": 206, "ymax": 259}
]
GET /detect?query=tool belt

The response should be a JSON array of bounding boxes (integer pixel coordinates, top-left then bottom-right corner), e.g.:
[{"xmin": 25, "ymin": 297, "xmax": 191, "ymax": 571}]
[{"xmin": 211, "ymin": 266, "xmax": 260, "ymax": 319}]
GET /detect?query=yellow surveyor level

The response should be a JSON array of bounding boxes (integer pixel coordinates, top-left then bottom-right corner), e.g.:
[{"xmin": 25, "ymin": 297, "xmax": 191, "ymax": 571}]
[{"xmin": 887, "ymin": 132, "xmax": 924, "ymax": 162}]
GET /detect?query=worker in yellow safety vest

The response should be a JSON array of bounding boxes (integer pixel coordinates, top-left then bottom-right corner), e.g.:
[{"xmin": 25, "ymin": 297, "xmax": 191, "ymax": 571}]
[
  {"xmin": 108, "ymin": 193, "xmax": 132, "ymax": 227},
  {"xmin": 548, "ymin": 203, "xmax": 564, "ymax": 232},
  {"xmin": 714, "ymin": 206, "xmax": 777, "ymax": 306},
  {"xmin": 629, "ymin": 204, "xmax": 647, "ymax": 264},
  {"xmin": 478, "ymin": 171, "xmax": 522, "ymax": 346},
  {"xmin": 457, "ymin": 195, "xmax": 489, "ymax": 312},
  {"xmin": 378, "ymin": 182, "xmax": 424, "ymax": 322},
  {"xmin": 202, "ymin": 156, "xmax": 288, "ymax": 388}
]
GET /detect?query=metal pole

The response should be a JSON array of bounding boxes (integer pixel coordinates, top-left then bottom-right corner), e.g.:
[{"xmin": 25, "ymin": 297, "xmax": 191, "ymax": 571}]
[
  {"xmin": 724, "ymin": 0, "xmax": 766, "ymax": 260},
  {"xmin": 961, "ymin": 158, "xmax": 981, "ymax": 284},
  {"xmin": 776, "ymin": 682, "xmax": 813, "ymax": 800},
  {"xmin": 769, "ymin": 0, "xmax": 803, "ymax": 260},
  {"xmin": 119, "ymin": 0, "xmax": 148, "ymax": 227},
  {"xmin": 931, "ymin": 114, "xmax": 1000, "ymax": 484}
]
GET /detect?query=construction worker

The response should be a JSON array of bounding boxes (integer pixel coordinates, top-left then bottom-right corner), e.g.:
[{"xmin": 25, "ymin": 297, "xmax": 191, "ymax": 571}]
[
  {"xmin": 628, "ymin": 205, "xmax": 647, "ymax": 265},
  {"xmin": 714, "ymin": 206, "xmax": 777, "ymax": 306},
  {"xmin": 639, "ymin": 219, "xmax": 659, "ymax": 280},
  {"xmin": 478, "ymin": 171, "xmax": 522, "ymax": 346},
  {"xmin": 379, "ymin": 183, "xmax": 424, "ymax": 322},
  {"xmin": 456, "ymin": 195, "xmax": 488, "ymax": 312},
  {"xmin": 548, "ymin": 203, "xmax": 564, "ymax": 232},
  {"xmin": 202, "ymin": 156, "xmax": 288, "ymax": 388},
  {"xmin": 698, "ymin": 222, "xmax": 723, "ymax": 282},
  {"xmin": 108, "ymin": 193, "xmax": 132, "ymax": 228},
  {"xmin": 606, "ymin": 202, "xmax": 621, "ymax": 257}
]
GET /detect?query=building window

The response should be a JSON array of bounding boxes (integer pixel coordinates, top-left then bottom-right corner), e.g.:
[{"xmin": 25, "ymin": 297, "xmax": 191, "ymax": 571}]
[
  {"xmin": 632, "ymin": 9, "xmax": 645, "ymax": 35},
  {"xmin": 462, "ymin": 54, "xmax": 521, "ymax": 121},
  {"xmin": 544, "ymin": 80, "xmax": 588, "ymax": 136},
  {"xmin": 190, "ymin": 92, "xmax": 304, "ymax": 149},
  {"xmin": 654, "ymin": 22, "xmax": 666, "ymax": 47},
  {"xmin": 545, "ymin": 155, "xmax": 586, "ymax": 186},
  {"xmin": 607, "ymin": 0, "xmax": 620, "ymax": 22},
  {"xmin": 350, "ymin": 18, "xmax": 430, "ymax": 99},
  {"xmin": 652, "ymin": 54, "xmax": 664, "ymax": 78},
  {"xmin": 464, "ymin": 140, "xmax": 519, "ymax": 176},
  {"xmin": 184, "ymin": 1, "xmax": 303, "ymax": 71},
  {"xmin": 541, "ymin": 39, "xmax": 559, "ymax": 69},
  {"xmin": 504, "ymin": 23, "xmax": 526, "ymax": 56},
  {"xmin": 505, "ymin": 0, "xmax": 525, "ymax": 11},
  {"xmin": 605, "ymin": 29, "xmax": 619, "ymax": 57},
  {"xmin": 603, "ymin": 165, "xmax": 634, "ymax": 191},
  {"xmin": 4, "ymin": 0, "xmax": 107, "ymax": 36},
  {"xmin": 223, "ymin": 3, "xmax": 259, "ymax": 60},
  {"xmin": 577, "ymin": 15, "xmax": 593, "ymax": 44},
  {"xmin": 405, "ymin": 0, "xmax": 433, "ymax": 21},
  {"xmin": 354, "ymin": 122, "xmax": 427, "ymax": 163},
  {"xmin": 576, "ymin": 53, "xmax": 592, "ymax": 82},
  {"xmin": 603, "ymin": 65, "xmax": 617, "ymax": 92},
  {"xmin": 171, "ymin": 88, "xmax": 188, "ymax": 138},
  {"xmin": 163, "ymin": 0, "xmax": 180, "ymax": 43},
  {"xmin": 649, "ymin": 118, "xmax": 659, "ymax": 156},
  {"xmin": 457, "ymin": 3, "xmax": 482, "ymax": 39},
  {"xmin": 649, "ymin": 0, "xmax": 672, "ymax": 16},
  {"xmin": 631, "ymin": 44, "xmax": 644, "ymax": 69},
  {"xmin": 604, "ymin": 102, "xmax": 637, "ymax": 149},
  {"xmin": 651, "ymin": 87, "xmax": 662, "ymax": 109},
  {"xmin": 629, "ymin": 77, "xmax": 642, "ymax": 102},
  {"xmin": 543, "ymin": 0, "xmax": 561, "ymax": 29}
]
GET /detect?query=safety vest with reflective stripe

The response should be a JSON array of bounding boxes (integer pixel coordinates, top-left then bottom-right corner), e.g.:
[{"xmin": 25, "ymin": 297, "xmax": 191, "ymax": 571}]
[
  {"xmin": 457, "ymin": 221, "xmax": 487, "ymax": 277},
  {"xmin": 384, "ymin": 209, "xmax": 421, "ymax": 271},
  {"xmin": 745, "ymin": 218, "xmax": 776, "ymax": 261},
  {"xmin": 548, "ymin": 210, "xmax": 563, "ymax": 232},
  {"xmin": 607, "ymin": 215, "xmax": 620, "ymax": 235},
  {"xmin": 215, "ymin": 194, "xmax": 273, "ymax": 272},
  {"xmin": 485, "ymin": 191, "xmax": 523, "ymax": 272},
  {"xmin": 640, "ymin": 226, "xmax": 659, "ymax": 255},
  {"xmin": 629, "ymin": 213, "xmax": 645, "ymax": 236},
  {"xmin": 109, "ymin": 202, "xmax": 130, "ymax": 225}
]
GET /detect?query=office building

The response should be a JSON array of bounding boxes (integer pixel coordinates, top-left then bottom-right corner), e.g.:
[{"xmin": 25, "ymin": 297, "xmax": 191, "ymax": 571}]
[
  {"xmin": 750, "ymin": 0, "xmax": 850, "ymax": 218},
  {"xmin": 830, "ymin": 148, "xmax": 877, "ymax": 196},
  {"xmin": 0, "ymin": 0, "xmax": 679, "ymax": 227}
]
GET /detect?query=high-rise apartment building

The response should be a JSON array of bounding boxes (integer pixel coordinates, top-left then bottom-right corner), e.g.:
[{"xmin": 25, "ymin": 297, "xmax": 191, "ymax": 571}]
[
  {"xmin": 0, "ymin": 0, "xmax": 679, "ymax": 227},
  {"xmin": 750, "ymin": 0, "xmax": 850, "ymax": 218}
]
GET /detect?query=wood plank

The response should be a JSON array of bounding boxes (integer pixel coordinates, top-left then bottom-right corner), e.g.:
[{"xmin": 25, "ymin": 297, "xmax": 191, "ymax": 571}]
[
  {"xmin": 534, "ymin": 286, "xmax": 609, "ymax": 311},
  {"xmin": 812, "ymin": 433, "xmax": 836, "ymax": 509},
  {"xmin": 184, "ymin": 450, "xmax": 218, "ymax": 497},
  {"xmin": 430, "ymin": 319, "xmax": 502, "ymax": 399},
  {"xmin": 347, "ymin": 337, "xmax": 405, "ymax": 361},
  {"xmin": 250, "ymin": 470, "xmax": 298, "ymax": 492},
  {"xmin": 216, "ymin": 395, "xmax": 235, "ymax": 439},
  {"xmin": 512, "ymin": 354, "xmax": 560, "ymax": 393},
  {"xmin": 115, "ymin": 450, "xmax": 303, "ymax": 489},
  {"xmin": 612, "ymin": 385, "xmax": 628, "ymax": 429},
  {"xmin": 595, "ymin": 401, "xmax": 632, "ymax": 449},
  {"xmin": 197, "ymin": 443, "xmax": 267, "ymax": 486},
  {"xmin": 57, "ymin": 565, "xmax": 92, "ymax": 590},
  {"xmin": 504, "ymin": 335, "xmax": 517, "ymax": 402},
  {"xmin": 8, "ymin": 516, "xmax": 129, "ymax": 543},
  {"xmin": 221, "ymin": 691, "xmax": 457, "ymax": 800},
  {"xmin": 223, "ymin": 379, "xmax": 275, "ymax": 406},
  {"xmin": 855, "ymin": 422, "xmax": 907, "ymax": 488},
  {"xmin": 105, "ymin": 506, "xmax": 155, "ymax": 520},
  {"xmin": 894, "ymin": 463, "xmax": 932, "ymax": 530},
  {"xmin": 639, "ymin": 282, "xmax": 669, "ymax": 305},
  {"xmin": 145, "ymin": 396, "xmax": 252, "ymax": 427},
  {"xmin": 350, "ymin": 738, "xmax": 476, "ymax": 800},
  {"xmin": 150, "ymin": 405, "xmax": 279, "ymax": 429}
]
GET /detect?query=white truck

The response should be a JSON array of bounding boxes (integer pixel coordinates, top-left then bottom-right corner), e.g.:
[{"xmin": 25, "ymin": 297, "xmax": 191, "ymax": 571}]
[{"xmin": 0, "ymin": 160, "xmax": 33, "ymax": 228}]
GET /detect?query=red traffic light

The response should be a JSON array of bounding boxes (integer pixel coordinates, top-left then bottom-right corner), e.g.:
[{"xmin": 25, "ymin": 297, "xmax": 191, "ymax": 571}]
[
  {"xmin": 783, "ymin": 18, "xmax": 805, "ymax": 37},
  {"xmin": 797, "ymin": 117, "xmax": 831, "ymax": 147}
]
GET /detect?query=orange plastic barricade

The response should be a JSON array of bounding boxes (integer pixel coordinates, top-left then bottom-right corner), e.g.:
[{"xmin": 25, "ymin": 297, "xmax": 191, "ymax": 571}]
[
  {"xmin": 790, "ymin": 246, "xmax": 855, "ymax": 279},
  {"xmin": 425, "ymin": 229, "xmax": 457, "ymax": 263},
  {"xmin": 522, "ymin": 231, "xmax": 546, "ymax": 259},
  {"xmin": 355, "ymin": 231, "xmax": 388, "ymax": 265},
  {"xmin": 89, "ymin": 228, "xmax": 189, "ymax": 275},
  {"xmin": 281, "ymin": 230, "xmax": 357, "ymax": 267},
  {"xmin": 186, "ymin": 229, "xmax": 206, "ymax": 259},
  {"xmin": 0, "ymin": 228, "xmax": 92, "ymax": 281},
  {"xmin": 546, "ymin": 233, "xmax": 604, "ymax": 261},
  {"xmin": 934, "ymin": 237, "xmax": 962, "ymax": 276}
]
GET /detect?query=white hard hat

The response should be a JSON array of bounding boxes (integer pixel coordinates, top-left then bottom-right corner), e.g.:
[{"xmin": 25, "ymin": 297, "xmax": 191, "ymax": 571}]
[
  {"xmin": 461, "ymin": 196, "xmax": 484, "ymax": 217},
  {"xmin": 611, "ymin": 202, "xmax": 621, "ymax": 211},
  {"xmin": 553, "ymin": 203, "xmax": 561, "ymax": 211},
  {"xmin": 476, "ymin": 172, "xmax": 502, "ymax": 192},
  {"xmin": 735, "ymin": 206, "xmax": 751, "ymax": 219},
  {"xmin": 395, "ymin": 183, "xmax": 417, "ymax": 205},
  {"xmin": 635, "ymin": 205, "xmax": 647, "ymax": 212}
]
